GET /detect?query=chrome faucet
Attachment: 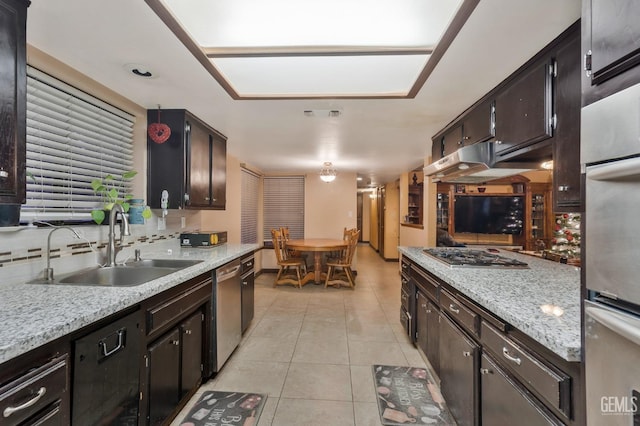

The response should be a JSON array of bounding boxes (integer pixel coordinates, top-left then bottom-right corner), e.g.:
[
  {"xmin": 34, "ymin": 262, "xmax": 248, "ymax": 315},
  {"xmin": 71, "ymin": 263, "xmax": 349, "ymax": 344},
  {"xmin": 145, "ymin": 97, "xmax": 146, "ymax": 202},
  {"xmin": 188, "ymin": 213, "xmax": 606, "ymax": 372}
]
[
  {"xmin": 106, "ymin": 204, "xmax": 131, "ymax": 267},
  {"xmin": 44, "ymin": 226, "xmax": 81, "ymax": 282}
]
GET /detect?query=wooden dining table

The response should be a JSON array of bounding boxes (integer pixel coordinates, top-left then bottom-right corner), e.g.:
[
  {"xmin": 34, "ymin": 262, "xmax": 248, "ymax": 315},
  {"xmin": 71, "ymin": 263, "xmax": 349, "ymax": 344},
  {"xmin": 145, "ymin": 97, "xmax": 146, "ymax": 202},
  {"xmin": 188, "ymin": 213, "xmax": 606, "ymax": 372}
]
[{"xmin": 285, "ymin": 238, "xmax": 348, "ymax": 284}]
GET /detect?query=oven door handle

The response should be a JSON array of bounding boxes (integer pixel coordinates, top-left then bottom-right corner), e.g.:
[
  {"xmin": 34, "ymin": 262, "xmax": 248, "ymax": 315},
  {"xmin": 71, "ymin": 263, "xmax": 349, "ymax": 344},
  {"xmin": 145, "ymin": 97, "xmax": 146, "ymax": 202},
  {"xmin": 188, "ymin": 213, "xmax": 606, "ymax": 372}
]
[
  {"xmin": 586, "ymin": 305, "xmax": 640, "ymax": 346},
  {"xmin": 587, "ymin": 156, "xmax": 640, "ymax": 181}
]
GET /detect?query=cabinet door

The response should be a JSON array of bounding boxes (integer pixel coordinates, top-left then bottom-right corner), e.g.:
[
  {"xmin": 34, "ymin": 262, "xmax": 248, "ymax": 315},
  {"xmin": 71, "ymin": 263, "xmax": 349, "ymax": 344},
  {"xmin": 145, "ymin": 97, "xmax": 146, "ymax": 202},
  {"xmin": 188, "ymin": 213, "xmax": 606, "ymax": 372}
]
[
  {"xmin": 431, "ymin": 137, "xmax": 443, "ymax": 162},
  {"xmin": 495, "ymin": 60, "xmax": 553, "ymax": 157},
  {"xmin": 211, "ymin": 133, "xmax": 226, "ymax": 209},
  {"xmin": 442, "ymin": 125, "xmax": 463, "ymax": 157},
  {"xmin": 147, "ymin": 329, "xmax": 180, "ymax": 426},
  {"xmin": 186, "ymin": 119, "xmax": 211, "ymax": 208},
  {"xmin": 481, "ymin": 353, "xmax": 562, "ymax": 425},
  {"xmin": 553, "ymin": 31, "xmax": 582, "ymax": 212},
  {"xmin": 241, "ymin": 270, "xmax": 255, "ymax": 333},
  {"xmin": 416, "ymin": 291, "xmax": 429, "ymax": 355},
  {"xmin": 180, "ymin": 311, "xmax": 203, "ymax": 398},
  {"xmin": 462, "ymin": 100, "xmax": 494, "ymax": 146},
  {"xmin": 425, "ymin": 300, "xmax": 440, "ymax": 376},
  {"xmin": 0, "ymin": 0, "xmax": 27, "ymax": 204},
  {"xmin": 439, "ymin": 313, "xmax": 479, "ymax": 426}
]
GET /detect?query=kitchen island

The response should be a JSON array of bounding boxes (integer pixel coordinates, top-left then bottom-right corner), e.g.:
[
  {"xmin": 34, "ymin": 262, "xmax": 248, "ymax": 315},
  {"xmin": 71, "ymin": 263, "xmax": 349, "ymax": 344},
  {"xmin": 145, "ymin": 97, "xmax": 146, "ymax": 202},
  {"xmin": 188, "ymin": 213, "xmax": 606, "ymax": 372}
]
[{"xmin": 399, "ymin": 246, "xmax": 582, "ymax": 426}]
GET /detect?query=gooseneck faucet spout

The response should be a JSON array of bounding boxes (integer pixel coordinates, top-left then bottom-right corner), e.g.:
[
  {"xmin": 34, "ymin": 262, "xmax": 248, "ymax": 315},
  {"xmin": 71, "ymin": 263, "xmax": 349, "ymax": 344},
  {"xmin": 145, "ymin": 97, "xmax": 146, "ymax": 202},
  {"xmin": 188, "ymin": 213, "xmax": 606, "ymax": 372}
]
[
  {"xmin": 106, "ymin": 204, "xmax": 131, "ymax": 267},
  {"xmin": 45, "ymin": 226, "xmax": 81, "ymax": 282}
]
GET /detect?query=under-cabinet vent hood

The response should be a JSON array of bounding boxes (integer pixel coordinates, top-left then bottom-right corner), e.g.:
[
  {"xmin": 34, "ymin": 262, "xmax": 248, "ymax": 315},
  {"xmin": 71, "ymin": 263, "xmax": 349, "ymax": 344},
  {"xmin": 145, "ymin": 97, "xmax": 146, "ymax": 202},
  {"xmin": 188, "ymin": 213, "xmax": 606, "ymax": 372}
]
[{"xmin": 424, "ymin": 142, "xmax": 540, "ymax": 183}]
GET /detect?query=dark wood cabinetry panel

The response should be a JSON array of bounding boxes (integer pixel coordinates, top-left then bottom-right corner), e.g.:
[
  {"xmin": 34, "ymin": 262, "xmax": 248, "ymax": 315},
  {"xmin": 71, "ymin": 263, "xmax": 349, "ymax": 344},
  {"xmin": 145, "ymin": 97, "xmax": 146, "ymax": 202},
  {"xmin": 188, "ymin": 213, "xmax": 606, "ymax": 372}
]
[
  {"xmin": 416, "ymin": 291, "xmax": 440, "ymax": 376},
  {"xmin": 442, "ymin": 125, "xmax": 462, "ymax": 157},
  {"xmin": 0, "ymin": 0, "xmax": 27, "ymax": 204},
  {"xmin": 147, "ymin": 109, "xmax": 226, "ymax": 210},
  {"xmin": 180, "ymin": 311, "xmax": 203, "ymax": 399},
  {"xmin": 495, "ymin": 59, "xmax": 554, "ymax": 158},
  {"xmin": 553, "ymin": 30, "xmax": 583, "ymax": 212},
  {"xmin": 147, "ymin": 329, "xmax": 181, "ymax": 425},
  {"xmin": 462, "ymin": 100, "xmax": 494, "ymax": 146},
  {"xmin": 439, "ymin": 313, "xmax": 479, "ymax": 426},
  {"xmin": 582, "ymin": 0, "xmax": 640, "ymax": 105},
  {"xmin": 481, "ymin": 353, "xmax": 563, "ymax": 425},
  {"xmin": 241, "ymin": 254, "xmax": 255, "ymax": 333}
]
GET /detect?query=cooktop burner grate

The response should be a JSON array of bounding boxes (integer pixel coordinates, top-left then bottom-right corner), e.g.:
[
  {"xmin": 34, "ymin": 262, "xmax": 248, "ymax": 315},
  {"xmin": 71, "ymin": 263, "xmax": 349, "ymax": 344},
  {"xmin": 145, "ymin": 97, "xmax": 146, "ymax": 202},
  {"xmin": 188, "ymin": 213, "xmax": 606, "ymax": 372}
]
[{"xmin": 423, "ymin": 248, "xmax": 529, "ymax": 269}]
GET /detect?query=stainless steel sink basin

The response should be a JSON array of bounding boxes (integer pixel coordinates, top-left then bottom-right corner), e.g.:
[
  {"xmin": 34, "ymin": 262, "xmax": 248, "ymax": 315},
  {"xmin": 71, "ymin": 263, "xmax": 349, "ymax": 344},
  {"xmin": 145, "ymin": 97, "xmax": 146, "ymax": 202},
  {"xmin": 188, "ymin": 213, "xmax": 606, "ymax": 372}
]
[
  {"xmin": 125, "ymin": 259, "xmax": 203, "ymax": 269},
  {"xmin": 28, "ymin": 258, "xmax": 203, "ymax": 286},
  {"xmin": 58, "ymin": 266, "xmax": 177, "ymax": 286}
]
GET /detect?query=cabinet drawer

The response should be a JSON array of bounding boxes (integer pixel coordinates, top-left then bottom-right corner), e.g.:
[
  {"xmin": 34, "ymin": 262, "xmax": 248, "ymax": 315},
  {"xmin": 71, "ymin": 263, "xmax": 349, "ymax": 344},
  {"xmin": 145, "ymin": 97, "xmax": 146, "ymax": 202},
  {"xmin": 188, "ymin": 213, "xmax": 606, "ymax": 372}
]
[
  {"xmin": 481, "ymin": 321, "xmax": 571, "ymax": 416},
  {"xmin": 400, "ymin": 272, "xmax": 410, "ymax": 293},
  {"xmin": 400, "ymin": 286, "xmax": 411, "ymax": 313},
  {"xmin": 440, "ymin": 289, "xmax": 478, "ymax": 336},
  {"xmin": 400, "ymin": 258, "xmax": 411, "ymax": 275},
  {"xmin": 241, "ymin": 255, "xmax": 254, "ymax": 274},
  {"xmin": 0, "ymin": 355, "xmax": 68, "ymax": 426},
  {"xmin": 411, "ymin": 265, "xmax": 439, "ymax": 302},
  {"xmin": 148, "ymin": 279, "xmax": 212, "ymax": 335}
]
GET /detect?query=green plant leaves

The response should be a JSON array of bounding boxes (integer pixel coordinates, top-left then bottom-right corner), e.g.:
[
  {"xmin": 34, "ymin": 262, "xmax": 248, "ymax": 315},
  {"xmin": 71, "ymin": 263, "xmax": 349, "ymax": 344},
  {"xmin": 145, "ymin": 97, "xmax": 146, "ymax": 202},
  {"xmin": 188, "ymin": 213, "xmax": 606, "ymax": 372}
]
[{"xmin": 91, "ymin": 210, "xmax": 105, "ymax": 225}]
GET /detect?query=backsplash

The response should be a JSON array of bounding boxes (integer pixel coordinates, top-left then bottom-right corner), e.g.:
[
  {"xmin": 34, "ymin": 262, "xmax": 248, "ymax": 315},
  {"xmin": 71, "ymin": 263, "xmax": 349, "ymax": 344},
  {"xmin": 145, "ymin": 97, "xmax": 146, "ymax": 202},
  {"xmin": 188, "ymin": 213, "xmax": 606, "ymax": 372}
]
[{"xmin": 0, "ymin": 211, "xmax": 199, "ymax": 287}]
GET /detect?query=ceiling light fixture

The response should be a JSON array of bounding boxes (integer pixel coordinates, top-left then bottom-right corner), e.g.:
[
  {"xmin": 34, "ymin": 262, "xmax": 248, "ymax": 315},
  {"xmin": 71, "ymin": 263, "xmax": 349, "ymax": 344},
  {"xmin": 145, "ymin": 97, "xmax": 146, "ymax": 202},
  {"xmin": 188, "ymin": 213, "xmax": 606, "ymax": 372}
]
[
  {"xmin": 320, "ymin": 162, "xmax": 337, "ymax": 183},
  {"xmin": 541, "ymin": 160, "xmax": 554, "ymax": 170}
]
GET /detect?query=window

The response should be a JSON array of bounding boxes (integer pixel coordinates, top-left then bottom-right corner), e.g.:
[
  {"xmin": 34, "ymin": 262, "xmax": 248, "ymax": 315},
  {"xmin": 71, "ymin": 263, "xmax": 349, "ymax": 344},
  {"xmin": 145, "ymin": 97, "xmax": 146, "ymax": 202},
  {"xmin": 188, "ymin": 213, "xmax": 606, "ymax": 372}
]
[
  {"xmin": 22, "ymin": 66, "xmax": 135, "ymax": 222},
  {"xmin": 263, "ymin": 176, "xmax": 304, "ymax": 242},
  {"xmin": 241, "ymin": 168, "xmax": 260, "ymax": 243}
]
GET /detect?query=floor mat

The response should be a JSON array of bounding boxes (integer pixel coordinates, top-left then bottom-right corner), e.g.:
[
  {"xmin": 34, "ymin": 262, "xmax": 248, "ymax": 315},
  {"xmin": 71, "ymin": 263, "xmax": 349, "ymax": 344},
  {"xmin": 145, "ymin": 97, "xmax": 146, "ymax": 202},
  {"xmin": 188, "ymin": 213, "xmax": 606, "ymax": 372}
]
[
  {"xmin": 373, "ymin": 365, "xmax": 456, "ymax": 425},
  {"xmin": 178, "ymin": 391, "xmax": 266, "ymax": 426}
]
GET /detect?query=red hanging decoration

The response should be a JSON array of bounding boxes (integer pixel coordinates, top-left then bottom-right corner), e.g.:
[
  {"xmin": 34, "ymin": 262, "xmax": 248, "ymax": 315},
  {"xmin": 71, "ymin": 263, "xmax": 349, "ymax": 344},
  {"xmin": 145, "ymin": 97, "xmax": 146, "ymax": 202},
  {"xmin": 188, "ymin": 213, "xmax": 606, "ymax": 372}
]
[{"xmin": 148, "ymin": 106, "xmax": 171, "ymax": 144}]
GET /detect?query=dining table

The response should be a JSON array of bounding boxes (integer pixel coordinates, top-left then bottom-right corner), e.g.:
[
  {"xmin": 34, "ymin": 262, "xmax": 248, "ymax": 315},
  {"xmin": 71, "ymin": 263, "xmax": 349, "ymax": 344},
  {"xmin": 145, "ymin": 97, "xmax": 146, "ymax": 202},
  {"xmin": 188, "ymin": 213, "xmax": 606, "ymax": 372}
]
[{"xmin": 285, "ymin": 238, "xmax": 348, "ymax": 284}]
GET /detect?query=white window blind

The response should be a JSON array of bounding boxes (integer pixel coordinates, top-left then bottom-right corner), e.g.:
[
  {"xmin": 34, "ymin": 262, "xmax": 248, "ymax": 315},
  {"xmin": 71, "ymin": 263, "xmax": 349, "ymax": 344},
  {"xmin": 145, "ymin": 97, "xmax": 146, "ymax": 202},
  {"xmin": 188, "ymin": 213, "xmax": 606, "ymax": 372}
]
[
  {"xmin": 263, "ymin": 176, "xmax": 304, "ymax": 241},
  {"xmin": 241, "ymin": 168, "xmax": 260, "ymax": 244},
  {"xmin": 22, "ymin": 66, "xmax": 135, "ymax": 221}
]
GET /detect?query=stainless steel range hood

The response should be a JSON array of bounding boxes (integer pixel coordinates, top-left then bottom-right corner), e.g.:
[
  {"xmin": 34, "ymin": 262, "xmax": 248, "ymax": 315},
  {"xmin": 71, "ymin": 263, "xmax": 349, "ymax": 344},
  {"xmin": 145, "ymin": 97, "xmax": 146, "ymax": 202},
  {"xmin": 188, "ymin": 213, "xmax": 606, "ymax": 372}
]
[{"xmin": 424, "ymin": 141, "xmax": 540, "ymax": 183}]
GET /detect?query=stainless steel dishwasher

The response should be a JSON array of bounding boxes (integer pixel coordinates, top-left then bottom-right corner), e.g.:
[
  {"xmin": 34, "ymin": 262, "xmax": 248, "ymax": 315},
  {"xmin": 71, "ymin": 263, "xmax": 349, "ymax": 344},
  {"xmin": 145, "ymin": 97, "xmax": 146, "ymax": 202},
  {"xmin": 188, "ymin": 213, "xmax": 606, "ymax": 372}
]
[{"xmin": 211, "ymin": 259, "xmax": 242, "ymax": 372}]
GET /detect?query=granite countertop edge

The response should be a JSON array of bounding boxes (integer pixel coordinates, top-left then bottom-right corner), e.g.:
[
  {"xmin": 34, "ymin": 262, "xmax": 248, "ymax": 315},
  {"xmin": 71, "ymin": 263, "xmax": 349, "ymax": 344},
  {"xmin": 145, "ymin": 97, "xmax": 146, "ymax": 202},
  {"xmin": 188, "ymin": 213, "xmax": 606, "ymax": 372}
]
[
  {"xmin": 398, "ymin": 246, "xmax": 582, "ymax": 363},
  {"xmin": 0, "ymin": 242, "xmax": 259, "ymax": 366}
]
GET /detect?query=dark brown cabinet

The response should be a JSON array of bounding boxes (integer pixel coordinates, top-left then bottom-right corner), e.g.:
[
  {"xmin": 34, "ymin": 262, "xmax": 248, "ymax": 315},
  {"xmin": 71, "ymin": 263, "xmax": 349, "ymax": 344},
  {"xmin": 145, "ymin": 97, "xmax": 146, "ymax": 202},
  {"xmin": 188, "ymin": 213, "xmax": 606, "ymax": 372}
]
[
  {"xmin": 553, "ymin": 29, "xmax": 583, "ymax": 212},
  {"xmin": 494, "ymin": 59, "xmax": 554, "ymax": 159},
  {"xmin": 241, "ymin": 254, "xmax": 255, "ymax": 333},
  {"xmin": 438, "ymin": 313, "xmax": 479, "ymax": 426},
  {"xmin": 481, "ymin": 353, "xmax": 563, "ymax": 425},
  {"xmin": 582, "ymin": 0, "xmax": 640, "ymax": 105},
  {"xmin": 0, "ymin": 0, "xmax": 28, "ymax": 205},
  {"xmin": 433, "ymin": 100, "xmax": 494, "ymax": 160},
  {"xmin": 147, "ymin": 109, "xmax": 226, "ymax": 210},
  {"xmin": 180, "ymin": 312, "xmax": 203, "ymax": 399},
  {"xmin": 441, "ymin": 125, "xmax": 462, "ymax": 157},
  {"xmin": 147, "ymin": 328, "xmax": 180, "ymax": 425},
  {"xmin": 406, "ymin": 183, "xmax": 423, "ymax": 225},
  {"xmin": 416, "ymin": 290, "xmax": 439, "ymax": 376}
]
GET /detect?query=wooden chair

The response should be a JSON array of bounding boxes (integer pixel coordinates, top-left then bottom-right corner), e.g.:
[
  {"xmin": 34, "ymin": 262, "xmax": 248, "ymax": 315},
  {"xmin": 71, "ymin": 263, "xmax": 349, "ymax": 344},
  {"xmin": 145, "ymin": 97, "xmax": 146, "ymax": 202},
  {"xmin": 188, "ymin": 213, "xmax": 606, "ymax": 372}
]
[
  {"xmin": 271, "ymin": 228, "xmax": 305, "ymax": 288},
  {"xmin": 325, "ymin": 229, "xmax": 360, "ymax": 289},
  {"xmin": 280, "ymin": 226, "xmax": 308, "ymax": 270}
]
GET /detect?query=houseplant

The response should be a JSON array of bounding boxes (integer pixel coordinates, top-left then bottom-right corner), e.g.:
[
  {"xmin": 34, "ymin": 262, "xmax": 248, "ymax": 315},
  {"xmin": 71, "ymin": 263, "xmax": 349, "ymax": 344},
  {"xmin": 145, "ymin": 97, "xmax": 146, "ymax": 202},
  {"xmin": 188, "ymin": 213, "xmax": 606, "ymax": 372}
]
[{"xmin": 90, "ymin": 170, "xmax": 151, "ymax": 225}]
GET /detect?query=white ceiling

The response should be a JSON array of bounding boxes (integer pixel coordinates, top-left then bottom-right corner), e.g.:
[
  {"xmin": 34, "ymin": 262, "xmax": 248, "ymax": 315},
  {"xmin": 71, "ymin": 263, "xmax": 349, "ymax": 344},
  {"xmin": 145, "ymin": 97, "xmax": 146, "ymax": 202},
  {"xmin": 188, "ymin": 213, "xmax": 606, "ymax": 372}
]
[{"xmin": 25, "ymin": 0, "xmax": 580, "ymax": 187}]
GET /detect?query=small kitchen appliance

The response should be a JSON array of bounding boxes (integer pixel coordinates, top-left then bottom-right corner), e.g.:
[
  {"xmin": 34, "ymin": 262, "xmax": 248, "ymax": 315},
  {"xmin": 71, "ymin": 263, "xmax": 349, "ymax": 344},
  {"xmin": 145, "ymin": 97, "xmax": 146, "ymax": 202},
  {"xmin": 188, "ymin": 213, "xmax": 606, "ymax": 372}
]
[{"xmin": 180, "ymin": 231, "xmax": 227, "ymax": 247}]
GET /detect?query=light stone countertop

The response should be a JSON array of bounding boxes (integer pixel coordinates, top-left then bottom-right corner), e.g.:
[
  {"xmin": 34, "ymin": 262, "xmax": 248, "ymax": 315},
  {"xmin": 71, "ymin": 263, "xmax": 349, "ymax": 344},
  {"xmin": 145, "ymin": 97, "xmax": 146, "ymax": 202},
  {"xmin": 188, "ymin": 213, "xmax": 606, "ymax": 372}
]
[
  {"xmin": 0, "ymin": 241, "xmax": 258, "ymax": 365},
  {"xmin": 398, "ymin": 246, "xmax": 581, "ymax": 362}
]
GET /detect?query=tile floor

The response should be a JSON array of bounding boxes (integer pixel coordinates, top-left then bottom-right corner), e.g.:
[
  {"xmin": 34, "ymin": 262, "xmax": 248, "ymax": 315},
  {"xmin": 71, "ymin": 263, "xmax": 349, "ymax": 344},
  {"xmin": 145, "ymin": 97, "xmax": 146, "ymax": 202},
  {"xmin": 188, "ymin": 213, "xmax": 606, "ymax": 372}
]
[{"xmin": 172, "ymin": 244, "xmax": 430, "ymax": 426}]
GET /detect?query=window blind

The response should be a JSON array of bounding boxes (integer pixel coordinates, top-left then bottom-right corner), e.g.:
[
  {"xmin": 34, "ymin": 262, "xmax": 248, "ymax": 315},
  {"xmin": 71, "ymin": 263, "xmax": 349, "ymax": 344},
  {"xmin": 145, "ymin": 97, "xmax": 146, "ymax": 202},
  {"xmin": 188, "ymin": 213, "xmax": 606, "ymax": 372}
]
[
  {"xmin": 263, "ymin": 176, "xmax": 304, "ymax": 241},
  {"xmin": 22, "ymin": 66, "xmax": 135, "ymax": 221},
  {"xmin": 241, "ymin": 168, "xmax": 260, "ymax": 243}
]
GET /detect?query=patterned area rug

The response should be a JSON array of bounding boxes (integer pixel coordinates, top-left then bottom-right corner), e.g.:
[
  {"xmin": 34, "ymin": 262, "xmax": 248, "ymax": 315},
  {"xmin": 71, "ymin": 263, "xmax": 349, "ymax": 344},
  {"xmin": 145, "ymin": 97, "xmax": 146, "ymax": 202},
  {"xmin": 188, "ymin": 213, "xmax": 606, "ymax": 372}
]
[
  {"xmin": 178, "ymin": 391, "xmax": 266, "ymax": 426},
  {"xmin": 373, "ymin": 365, "xmax": 456, "ymax": 425}
]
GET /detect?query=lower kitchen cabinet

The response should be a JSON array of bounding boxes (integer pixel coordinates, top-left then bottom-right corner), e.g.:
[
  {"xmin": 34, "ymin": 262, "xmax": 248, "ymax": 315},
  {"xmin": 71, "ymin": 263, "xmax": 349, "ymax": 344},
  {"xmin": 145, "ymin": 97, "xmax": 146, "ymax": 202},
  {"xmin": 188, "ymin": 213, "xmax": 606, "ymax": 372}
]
[
  {"xmin": 180, "ymin": 311, "xmax": 204, "ymax": 398},
  {"xmin": 241, "ymin": 253, "xmax": 255, "ymax": 333},
  {"xmin": 438, "ymin": 313, "xmax": 479, "ymax": 426},
  {"xmin": 481, "ymin": 353, "xmax": 563, "ymax": 425},
  {"xmin": 416, "ymin": 290, "xmax": 440, "ymax": 376}
]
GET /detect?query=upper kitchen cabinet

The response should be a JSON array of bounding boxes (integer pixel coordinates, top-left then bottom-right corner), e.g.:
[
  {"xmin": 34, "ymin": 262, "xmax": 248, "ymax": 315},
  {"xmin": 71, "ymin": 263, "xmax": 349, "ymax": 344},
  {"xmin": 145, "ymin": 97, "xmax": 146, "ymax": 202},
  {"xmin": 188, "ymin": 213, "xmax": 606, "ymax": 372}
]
[
  {"xmin": 494, "ymin": 58, "xmax": 554, "ymax": 160},
  {"xmin": 0, "ymin": 0, "xmax": 28, "ymax": 204},
  {"xmin": 147, "ymin": 109, "xmax": 226, "ymax": 210},
  {"xmin": 582, "ymin": 0, "xmax": 640, "ymax": 105},
  {"xmin": 552, "ymin": 28, "xmax": 582, "ymax": 212},
  {"xmin": 433, "ymin": 100, "xmax": 494, "ymax": 158}
]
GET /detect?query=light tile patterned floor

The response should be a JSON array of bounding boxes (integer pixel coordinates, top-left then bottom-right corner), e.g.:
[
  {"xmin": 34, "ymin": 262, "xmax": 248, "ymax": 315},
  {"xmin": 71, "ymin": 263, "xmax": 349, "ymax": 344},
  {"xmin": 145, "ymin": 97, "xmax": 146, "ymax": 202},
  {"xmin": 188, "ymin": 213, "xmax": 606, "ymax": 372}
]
[{"xmin": 171, "ymin": 244, "xmax": 428, "ymax": 426}]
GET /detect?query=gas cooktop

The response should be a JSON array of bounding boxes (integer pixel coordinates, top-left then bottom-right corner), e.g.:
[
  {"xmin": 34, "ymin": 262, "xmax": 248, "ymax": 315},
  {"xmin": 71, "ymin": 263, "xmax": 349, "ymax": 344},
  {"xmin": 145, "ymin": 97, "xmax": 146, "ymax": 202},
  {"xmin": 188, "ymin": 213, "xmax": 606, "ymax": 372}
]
[{"xmin": 423, "ymin": 248, "xmax": 529, "ymax": 269}]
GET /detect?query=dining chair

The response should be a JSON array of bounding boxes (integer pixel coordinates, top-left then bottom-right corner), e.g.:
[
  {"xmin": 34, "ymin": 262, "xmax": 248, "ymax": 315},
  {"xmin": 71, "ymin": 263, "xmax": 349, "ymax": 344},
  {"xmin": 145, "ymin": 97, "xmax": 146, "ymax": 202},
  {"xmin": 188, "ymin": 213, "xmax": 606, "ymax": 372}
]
[
  {"xmin": 325, "ymin": 229, "xmax": 360, "ymax": 289},
  {"xmin": 271, "ymin": 228, "xmax": 305, "ymax": 288},
  {"xmin": 280, "ymin": 226, "xmax": 309, "ymax": 269}
]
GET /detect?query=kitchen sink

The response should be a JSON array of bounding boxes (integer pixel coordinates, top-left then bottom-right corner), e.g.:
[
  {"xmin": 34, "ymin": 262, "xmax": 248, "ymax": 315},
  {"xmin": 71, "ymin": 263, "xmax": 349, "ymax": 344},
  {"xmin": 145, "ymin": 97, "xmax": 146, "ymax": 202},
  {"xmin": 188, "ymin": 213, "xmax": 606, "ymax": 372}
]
[
  {"xmin": 124, "ymin": 258, "xmax": 203, "ymax": 269},
  {"xmin": 28, "ymin": 259, "xmax": 203, "ymax": 287}
]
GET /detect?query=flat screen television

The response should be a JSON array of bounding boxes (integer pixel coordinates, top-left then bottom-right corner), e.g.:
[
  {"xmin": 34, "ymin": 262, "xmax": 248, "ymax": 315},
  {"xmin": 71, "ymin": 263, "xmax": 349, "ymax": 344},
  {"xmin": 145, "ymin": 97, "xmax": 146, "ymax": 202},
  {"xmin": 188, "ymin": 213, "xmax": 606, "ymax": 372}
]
[{"xmin": 454, "ymin": 195, "xmax": 524, "ymax": 235}]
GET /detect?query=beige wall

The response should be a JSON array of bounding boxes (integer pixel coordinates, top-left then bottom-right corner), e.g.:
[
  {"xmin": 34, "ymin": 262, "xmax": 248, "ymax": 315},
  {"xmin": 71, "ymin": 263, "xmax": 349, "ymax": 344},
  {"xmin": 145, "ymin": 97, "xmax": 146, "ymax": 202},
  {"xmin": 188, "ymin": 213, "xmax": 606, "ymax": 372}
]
[
  {"xmin": 383, "ymin": 180, "xmax": 400, "ymax": 260},
  {"xmin": 360, "ymin": 191, "xmax": 371, "ymax": 242},
  {"xmin": 200, "ymin": 154, "xmax": 241, "ymax": 243},
  {"xmin": 370, "ymin": 192, "xmax": 379, "ymax": 251}
]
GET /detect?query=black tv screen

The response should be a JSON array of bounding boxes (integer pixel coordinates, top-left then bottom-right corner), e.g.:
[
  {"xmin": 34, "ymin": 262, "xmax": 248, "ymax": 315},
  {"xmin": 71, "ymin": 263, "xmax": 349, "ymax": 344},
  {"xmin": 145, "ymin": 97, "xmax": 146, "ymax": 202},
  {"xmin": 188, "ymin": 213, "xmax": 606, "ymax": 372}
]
[{"xmin": 454, "ymin": 195, "xmax": 524, "ymax": 235}]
